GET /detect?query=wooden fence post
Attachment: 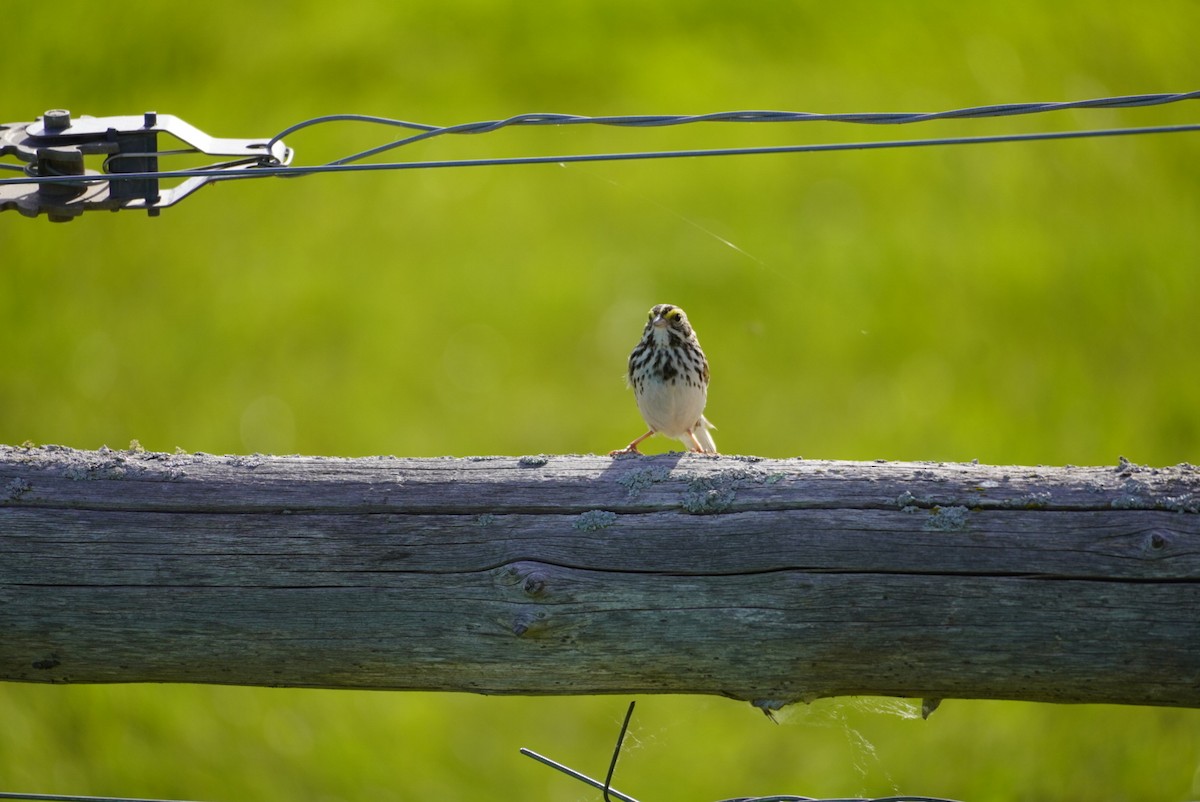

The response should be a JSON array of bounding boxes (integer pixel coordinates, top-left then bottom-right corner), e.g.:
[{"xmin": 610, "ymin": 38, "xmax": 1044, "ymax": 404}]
[{"xmin": 1, "ymin": 444, "xmax": 1197, "ymax": 710}]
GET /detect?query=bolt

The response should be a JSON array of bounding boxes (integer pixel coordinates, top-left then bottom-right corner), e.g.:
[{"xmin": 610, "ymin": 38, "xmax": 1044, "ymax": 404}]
[{"xmin": 43, "ymin": 110, "xmax": 71, "ymax": 131}]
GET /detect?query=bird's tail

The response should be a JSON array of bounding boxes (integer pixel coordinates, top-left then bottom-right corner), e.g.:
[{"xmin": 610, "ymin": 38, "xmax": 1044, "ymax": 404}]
[{"xmin": 693, "ymin": 415, "xmax": 717, "ymax": 453}]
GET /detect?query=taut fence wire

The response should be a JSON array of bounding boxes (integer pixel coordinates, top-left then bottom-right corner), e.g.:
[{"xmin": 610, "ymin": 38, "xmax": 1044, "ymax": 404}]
[
  {"xmin": 0, "ymin": 702, "xmax": 966, "ymax": 802},
  {"xmin": 1, "ymin": 90, "xmax": 1197, "ymax": 190}
]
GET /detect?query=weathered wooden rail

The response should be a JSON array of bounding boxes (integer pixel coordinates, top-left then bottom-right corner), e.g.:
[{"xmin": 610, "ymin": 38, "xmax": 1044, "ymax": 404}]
[{"xmin": 1, "ymin": 444, "xmax": 1197, "ymax": 709}]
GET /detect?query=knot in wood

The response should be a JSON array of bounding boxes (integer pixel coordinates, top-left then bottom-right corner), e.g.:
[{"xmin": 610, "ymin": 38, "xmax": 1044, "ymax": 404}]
[
  {"xmin": 522, "ymin": 573, "xmax": 547, "ymax": 597},
  {"xmin": 509, "ymin": 611, "xmax": 546, "ymax": 637},
  {"xmin": 496, "ymin": 562, "xmax": 551, "ymax": 598}
]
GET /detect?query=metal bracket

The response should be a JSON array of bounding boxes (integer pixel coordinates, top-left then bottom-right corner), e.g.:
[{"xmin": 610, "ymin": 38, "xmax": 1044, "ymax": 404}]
[{"xmin": 0, "ymin": 110, "xmax": 292, "ymax": 222}]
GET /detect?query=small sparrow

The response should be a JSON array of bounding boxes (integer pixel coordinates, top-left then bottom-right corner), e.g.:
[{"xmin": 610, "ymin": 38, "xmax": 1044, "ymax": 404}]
[{"xmin": 610, "ymin": 303, "xmax": 717, "ymax": 455}]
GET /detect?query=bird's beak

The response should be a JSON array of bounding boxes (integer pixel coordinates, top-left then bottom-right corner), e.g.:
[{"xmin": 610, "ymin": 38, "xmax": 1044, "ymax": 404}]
[{"xmin": 652, "ymin": 314, "xmax": 668, "ymax": 328}]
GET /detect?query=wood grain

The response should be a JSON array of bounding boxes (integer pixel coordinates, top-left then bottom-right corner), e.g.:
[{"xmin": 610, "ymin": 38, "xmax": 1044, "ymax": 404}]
[{"xmin": 2, "ymin": 445, "xmax": 1197, "ymax": 708}]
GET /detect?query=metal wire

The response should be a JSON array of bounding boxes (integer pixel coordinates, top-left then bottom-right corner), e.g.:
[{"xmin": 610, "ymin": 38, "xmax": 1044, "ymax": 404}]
[
  {"xmin": 0, "ymin": 794, "xmax": 210, "ymax": 802},
  {"xmin": 294, "ymin": 90, "xmax": 1200, "ymax": 167},
  {"xmin": 265, "ymin": 90, "xmax": 1200, "ymax": 151},
  {"xmin": 713, "ymin": 797, "xmax": 965, "ymax": 802},
  {"xmin": 519, "ymin": 702, "xmax": 968, "ymax": 802},
  {"xmin": 3, "ymin": 123, "xmax": 1198, "ymax": 191},
  {"xmin": 604, "ymin": 701, "xmax": 638, "ymax": 802},
  {"xmin": 0, "ymin": 91, "xmax": 1196, "ymax": 191},
  {"xmin": 0, "ymin": 787, "xmax": 964, "ymax": 802},
  {"xmin": 520, "ymin": 748, "xmax": 643, "ymax": 802},
  {"xmin": 2, "ymin": 700, "xmax": 963, "ymax": 802}
]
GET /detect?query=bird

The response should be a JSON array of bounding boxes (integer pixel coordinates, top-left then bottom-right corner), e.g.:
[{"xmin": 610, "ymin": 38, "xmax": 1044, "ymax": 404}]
[{"xmin": 610, "ymin": 303, "xmax": 717, "ymax": 455}]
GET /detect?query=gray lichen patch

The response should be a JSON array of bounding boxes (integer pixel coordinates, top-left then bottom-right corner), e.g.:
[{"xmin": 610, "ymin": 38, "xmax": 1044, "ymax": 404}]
[
  {"xmin": 683, "ymin": 476, "xmax": 737, "ymax": 514},
  {"xmin": 1161, "ymin": 494, "xmax": 1200, "ymax": 513},
  {"xmin": 1019, "ymin": 492, "xmax": 1051, "ymax": 509},
  {"xmin": 574, "ymin": 509, "xmax": 619, "ymax": 531},
  {"xmin": 1112, "ymin": 492, "xmax": 1200, "ymax": 513},
  {"xmin": 923, "ymin": 505, "xmax": 970, "ymax": 532},
  {"xmin": 681, "ymin": 467, "xmax": 768, "ymax": 514},
  {"xmin": 616, "ymin": 465, "xmax": 672, "ymax": 497},
  {"xmin": 63, "ymin": 461, "xmax": 118, "ymax": 481},
  {"xmin": 4, "ymin": 477, "xmax": 32, "ymax": 502},
  {"xmin": 5, "ymin": 444, "xmax": 190, "ymax": 482}
]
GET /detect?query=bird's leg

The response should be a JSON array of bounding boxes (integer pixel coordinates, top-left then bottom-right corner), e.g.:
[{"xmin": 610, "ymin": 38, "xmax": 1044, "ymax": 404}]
[
  {"xmin": 686, "ymin": 427, "xmax": 719, "ymax": 455},
  {"xmin": 609, "ymin": 429, "xmax": 655, "ymax": 456}
]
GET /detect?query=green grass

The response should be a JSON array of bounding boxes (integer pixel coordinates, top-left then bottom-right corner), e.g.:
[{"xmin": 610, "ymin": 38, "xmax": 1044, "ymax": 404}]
[{"xmin": 3, "ymin": 1, "xmax": 1200, "ymax": 800}]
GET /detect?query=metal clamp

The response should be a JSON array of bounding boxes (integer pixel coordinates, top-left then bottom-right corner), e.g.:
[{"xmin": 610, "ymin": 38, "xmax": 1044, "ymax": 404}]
[{"xmin": 0, "ymin": 110, "xmax": 292, "ymax": 222}]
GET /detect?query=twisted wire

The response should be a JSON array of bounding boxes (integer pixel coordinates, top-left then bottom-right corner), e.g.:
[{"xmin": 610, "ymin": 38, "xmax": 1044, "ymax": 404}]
[
  {"xmin": 3, "ymin": 123, "xmax": 1197, "ymax": 190},
  {"xmin": 288, "ymin": 90, "xmax": 1200, "ymax": 167},
  {"xmin": 0, "ymin": 91, "xmax": 1196, "ymax": 190}
]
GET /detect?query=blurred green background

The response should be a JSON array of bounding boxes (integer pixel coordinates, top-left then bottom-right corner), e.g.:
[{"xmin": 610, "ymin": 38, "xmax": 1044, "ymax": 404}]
[{"xmin": 2, "ymin": 1, "xmax": 1199, "ymax": 800}]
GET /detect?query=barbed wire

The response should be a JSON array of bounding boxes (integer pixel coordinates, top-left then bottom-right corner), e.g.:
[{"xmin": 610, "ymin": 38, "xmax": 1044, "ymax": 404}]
[{"xmin": 0, "ymin": 91, "xmax": 1196, "ymax": 192}]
